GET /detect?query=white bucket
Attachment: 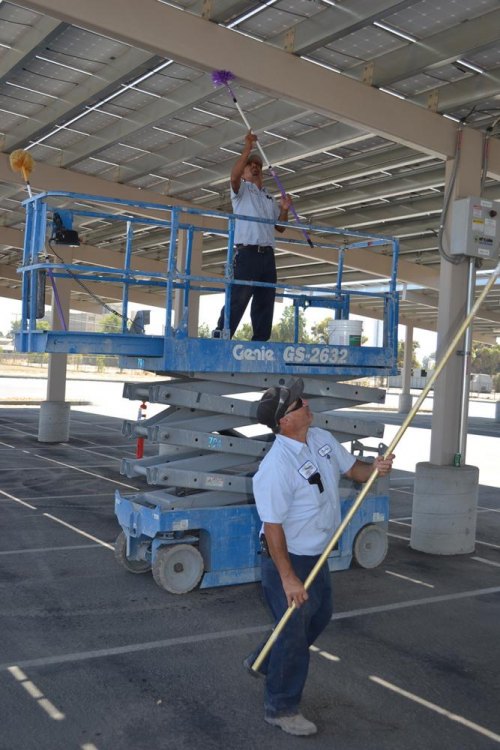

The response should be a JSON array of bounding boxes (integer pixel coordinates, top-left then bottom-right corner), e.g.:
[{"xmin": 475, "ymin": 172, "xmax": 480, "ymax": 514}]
[{"xmin": 328, "ymin": 319, "xmax": 363, "ymax": 347}]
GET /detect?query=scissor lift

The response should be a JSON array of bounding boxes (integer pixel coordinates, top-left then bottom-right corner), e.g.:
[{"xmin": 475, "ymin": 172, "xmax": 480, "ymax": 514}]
[{"xmin": 16, "ymin": 191, "xmax": 400, "ymax": 593}]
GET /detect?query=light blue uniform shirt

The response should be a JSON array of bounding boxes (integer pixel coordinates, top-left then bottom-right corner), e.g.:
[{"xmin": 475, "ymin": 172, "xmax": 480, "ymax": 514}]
[
  {"xmin": 231, "ymin": 180, "xmax": 280, "ymax": 247},
  {"xmin": 253, "ymin": 427, "xmax": 356, "ymax": 556}
]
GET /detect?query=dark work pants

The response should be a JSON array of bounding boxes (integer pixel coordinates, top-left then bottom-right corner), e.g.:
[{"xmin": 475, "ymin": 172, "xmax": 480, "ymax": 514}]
[
  {"xmin": 216, "ymin": 246, "xmax": 277, "ymax": 341},
  {"xmin": 251, "ymin": 553, "xmax": 333, "ymax": 718}
]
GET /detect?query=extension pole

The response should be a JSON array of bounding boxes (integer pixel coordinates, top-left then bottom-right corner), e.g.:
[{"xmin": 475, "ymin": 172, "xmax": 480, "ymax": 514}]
[{"xmin": 251, "ymin": 261, "xmax": 500, "ymax": 673}]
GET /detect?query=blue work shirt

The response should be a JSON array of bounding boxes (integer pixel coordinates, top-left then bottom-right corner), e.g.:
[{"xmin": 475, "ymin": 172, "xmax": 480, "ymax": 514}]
[{"xmin": 231, "ymin": 180, "xmax": 280, "ymax": 247}]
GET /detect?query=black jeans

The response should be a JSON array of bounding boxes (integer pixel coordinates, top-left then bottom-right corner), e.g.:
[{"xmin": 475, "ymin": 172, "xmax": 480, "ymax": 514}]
[{"xmin": 216, "ymin": 246, "xmax": 277, "ymax": 341}]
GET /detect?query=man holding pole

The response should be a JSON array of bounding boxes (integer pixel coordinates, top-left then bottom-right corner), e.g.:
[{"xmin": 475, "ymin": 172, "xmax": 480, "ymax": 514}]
[
  {"xmin": 250, "ymin": 377, "xmax": 394, "ymax": 736},
  {"xmin": 213, "ymin": 131, "xmax": 291, "ymax": 341}
]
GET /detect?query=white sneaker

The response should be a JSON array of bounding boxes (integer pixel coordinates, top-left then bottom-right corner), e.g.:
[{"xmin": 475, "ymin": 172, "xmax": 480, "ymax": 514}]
[{"xmin": 265, "ymin": 712, "xmax": 317, "ymax": 736}]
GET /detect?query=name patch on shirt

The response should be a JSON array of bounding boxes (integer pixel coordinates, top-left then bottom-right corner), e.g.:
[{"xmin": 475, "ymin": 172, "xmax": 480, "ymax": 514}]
[
  {"xmin": 318, "ymin": 444, "xmax": 332, "ymax": 459},
  {"xmin": 298, "ymin": 460, "xmax": 319, "ymax": 480}
]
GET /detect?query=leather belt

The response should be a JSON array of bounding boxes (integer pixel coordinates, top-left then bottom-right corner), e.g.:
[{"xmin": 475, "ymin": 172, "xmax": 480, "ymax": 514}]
[{"xmin": 236, "ymin": 244, "xmax": 273, "ymax": 254}]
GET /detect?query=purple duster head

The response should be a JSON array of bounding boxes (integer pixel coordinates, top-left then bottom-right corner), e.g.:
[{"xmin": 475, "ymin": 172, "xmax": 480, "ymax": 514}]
[{"xmin": 212, "ymin": 69, "xmax": 236, "ymax": 87}]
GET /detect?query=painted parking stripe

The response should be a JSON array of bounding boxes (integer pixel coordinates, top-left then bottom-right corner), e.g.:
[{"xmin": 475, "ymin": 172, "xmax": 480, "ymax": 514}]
[
  {"xmin": 478, "ymin": 506, "xmax": 500, "ymax": 513},
  {"xmin": 310, "ymin": 644, "xmax": 340, "ymax": 661},
  {"xmin": 472, "ymin": 556, "xmax": 500, "ymax": 568},
  {"xmin": 8, "ymin": 666, "xmax": 65, "ymax": 721},
  {"xmin": 475, "ymin": 539, "xmax": 500, "ymax": 550},
  {"xmin": 370, "ymin": 675, "xmax": 500, "ymax": 743},
  {"xmin": 34, "ymin": 454, "xmax": 137, "ymax": 489},
  {"xmin": 0, "ymin": 489, "xmax": 37, "ymax": 510},
  {"xmin": 3, "ymin": 584, "xmax": 500, "ymax": 673},
  {"xmin": 0, "ymin": 543, "xmax": 102, "ymax": 556},
  {"xmin": 385, "ymin": 570, "xmax": 434, "ymax": 588},
  {"xmin": 43, "ymin": 514, "xmax": 114, "ymax": 550}
]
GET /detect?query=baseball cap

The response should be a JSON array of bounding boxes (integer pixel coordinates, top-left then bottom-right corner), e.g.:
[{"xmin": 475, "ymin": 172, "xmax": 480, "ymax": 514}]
[{"xmin": 256, "ymin": 377, "xmax": 304, "ymax": 430}]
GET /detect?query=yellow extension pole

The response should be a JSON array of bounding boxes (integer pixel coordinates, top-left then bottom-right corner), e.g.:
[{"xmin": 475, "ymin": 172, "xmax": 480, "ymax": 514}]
[{"xmin": 251, "ymin": 261, "xmax": 500, "ymax": 673}]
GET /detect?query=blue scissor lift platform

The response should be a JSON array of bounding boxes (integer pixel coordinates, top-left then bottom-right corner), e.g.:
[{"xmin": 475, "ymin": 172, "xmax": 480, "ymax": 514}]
[{"xmin": 16, "ymin": 191, "xmax": 400, "ymax": 593}]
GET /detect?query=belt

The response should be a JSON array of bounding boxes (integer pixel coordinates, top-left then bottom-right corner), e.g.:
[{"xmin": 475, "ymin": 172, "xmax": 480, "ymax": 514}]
[{"xmin": 236, "ymin": 244, "xmax": 273, "ymax": 254}]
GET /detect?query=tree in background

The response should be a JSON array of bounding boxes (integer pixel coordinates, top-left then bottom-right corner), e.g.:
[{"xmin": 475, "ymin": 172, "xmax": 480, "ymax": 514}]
[
  {"xmin": 397, "ymin": 339, "xmax": 421, "ymax": 369},
  {"xmin": 233, "ymin": 322, "xmax": 254, "ymax": 340},
  {"xmin": 98, "ymin": 312, "xmax": 122, "ymax": 333},
  {"xmin": 198, "ymin": 323, "xmax": 211, "ymax": 338},
  {"xmin": 270, "ymin": 306, "xmax": 311, "ymax": 343},
  {"xmin": 310, "ymin": 316, "xmax": 332, "ymax": 344},
  {"xmin": 471, "ymin": 343, "xmax": 500, "ymax": 376}
]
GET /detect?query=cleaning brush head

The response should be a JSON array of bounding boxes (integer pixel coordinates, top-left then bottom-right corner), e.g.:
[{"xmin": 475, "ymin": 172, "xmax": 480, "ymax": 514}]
[
  {"xmin": 212, "ymin": 69, "xmax": 236, "ymax": 87},
  {"xmin": 9, "ymin": 149, "xmax": 34, "ymax": 176}
]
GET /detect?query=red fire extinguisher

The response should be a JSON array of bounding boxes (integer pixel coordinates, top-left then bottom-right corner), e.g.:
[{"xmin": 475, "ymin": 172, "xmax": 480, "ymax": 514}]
[{"xmin": 136, "ymin": 401, "xmax": 147, "ymax": 458}]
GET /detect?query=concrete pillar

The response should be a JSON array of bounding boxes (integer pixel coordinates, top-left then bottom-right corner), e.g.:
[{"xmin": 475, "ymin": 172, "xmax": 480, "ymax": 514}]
[
  {"xmin": 398, "ymin": 324, "xmax": 413, "ymax": 413},
  {"xmin": 411, "ymin": 462, "xmax": 478, "ymax": 554},
  {"xmin": 38, "ymin": 247, "xmax": 72, "ymax": 443},
  {"xmin": 412, "ymin": 129, "xmax": 481, "ymax": 554},
  {"xmin": 495, "ymin": 400, "xmax": 500, "ymax": 423},
  {"xmin": 173, "ymin": 229, "xmax": 202, "ymax": 336}
]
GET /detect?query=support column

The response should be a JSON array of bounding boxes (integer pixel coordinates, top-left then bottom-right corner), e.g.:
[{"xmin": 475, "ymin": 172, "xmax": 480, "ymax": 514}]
[
  {"xmin": 38, "ymin": 248, "xmax": 72, "ymax": 443},
  {"xmin": 398, "ymin": 324, "xmax": 413, "ymax": 413},
  {"xmin": 412, "ymin": 128, "xmax": 481, "ymax": 554}
]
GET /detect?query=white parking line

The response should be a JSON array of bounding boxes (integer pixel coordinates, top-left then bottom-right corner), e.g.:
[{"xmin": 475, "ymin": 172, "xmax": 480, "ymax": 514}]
[
  {"xmin": 388, "ymin": 532, "xmax": 410, "ymax": 541},
  {"xmin": 34, "ymin": 454, "xmax": 137, "ymax": 489},
  {"xmin": 81, "ymin": 744, "xmax": 99, "ymax": 750},
  {"xmin": 0, "ymin": 440, "xmax": 15, "ymax": 448},
  {"xmin": 385, "ymin": 570, "xmax": 434, "ymax": 588},
  {"xmin": 389, "ymin": 520, "xmax": 411, "ymax": 527},
  {"xmin": 3, "ymin": 584, "xmax": 500, "ymax": 672},
  {"xmin": 475, "ymin": 539, "xmax": 500, "ymax": 550},
  {"xmin": 43, "ymin": 514, "xmax": 114, "ymax": 550},
  {"xmin": 472, "ymin": 556, "xmax": 500, "ymax": 568},
  {"xmin": 0, "ymin": 543, "xmax": 102, "ymax": 556},
  {"xmin": 370, "ymin": 675, "xmax": 500, "ymax": 743},
  {"xmin": 389, "ymin": 516, "xmax": 412, "ymax": 521},
  {"xmin": 0, "ymin": 489, "xmax": 36, "ymax": 510},
  {"xmin": 8, "ymin": 666, "xmax": 65, "ymax": 721},
  {"xmin": 478, "ymin": 506, "xmax": 500, "ymax": 513},
  {"xmin": 310, "ymin": 645, "xmax": 340, "ymax": 661}
]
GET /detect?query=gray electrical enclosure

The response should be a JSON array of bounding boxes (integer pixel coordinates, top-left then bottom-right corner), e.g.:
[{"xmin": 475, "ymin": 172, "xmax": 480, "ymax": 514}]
[{"xmin": 450, "ymin": 197, "xmax": 500, "ymax": 259}]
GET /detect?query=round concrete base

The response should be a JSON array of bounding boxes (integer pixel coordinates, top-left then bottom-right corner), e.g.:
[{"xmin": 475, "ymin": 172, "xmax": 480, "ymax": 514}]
[
  {"xmin": 398, "ymin": 393, "xmax": 413, "ymax": 413},
  {"xmin": 411, "ymin": 462, "xmax": 479, "ymax": 555},
  {"xmin": 38, "ymin": 401, "xmax": 71, "ymax": 443}
]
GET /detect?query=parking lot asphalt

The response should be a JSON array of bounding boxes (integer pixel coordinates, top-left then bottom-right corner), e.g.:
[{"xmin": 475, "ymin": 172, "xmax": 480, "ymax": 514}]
[{"xmin": 0, "ymin": 407, "xmax": 499, "ymax": 750}]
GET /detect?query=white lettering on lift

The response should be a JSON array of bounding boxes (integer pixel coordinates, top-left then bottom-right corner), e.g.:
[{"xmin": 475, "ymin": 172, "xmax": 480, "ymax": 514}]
[{"xmin": 232, "ymin": 344, "xmax": 275, "ymax": 361}]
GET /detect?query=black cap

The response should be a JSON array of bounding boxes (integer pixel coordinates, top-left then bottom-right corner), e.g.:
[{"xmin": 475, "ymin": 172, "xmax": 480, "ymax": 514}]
[{"xmin": 256, "ymin": 378, "xmax": 304, "ymax": 430}]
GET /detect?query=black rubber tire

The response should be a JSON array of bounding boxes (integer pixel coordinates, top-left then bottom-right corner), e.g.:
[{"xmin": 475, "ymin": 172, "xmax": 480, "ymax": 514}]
[
  {"xmin": 152, "ymin": 544, "xmax": 204, "ymax": 594},
  {"xmin": 352, "ymin": 524, "xmax": 388, "ymax": 569},
  {"xmin": 114, "ymin": 531, "xmax": 151, "ymax": 574}
]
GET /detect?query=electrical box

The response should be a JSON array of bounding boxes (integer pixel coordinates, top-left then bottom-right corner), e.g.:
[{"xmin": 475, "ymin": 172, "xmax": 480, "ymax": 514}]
[{"xmin": 450, "ymin": 197, "xmax": 500, "ymax": 259}]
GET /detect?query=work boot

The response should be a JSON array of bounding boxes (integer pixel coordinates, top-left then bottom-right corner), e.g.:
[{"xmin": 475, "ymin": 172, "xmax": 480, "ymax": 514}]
[{"xmin": 265, "ymin": 713, "xmax": 317, "ymax": 736}]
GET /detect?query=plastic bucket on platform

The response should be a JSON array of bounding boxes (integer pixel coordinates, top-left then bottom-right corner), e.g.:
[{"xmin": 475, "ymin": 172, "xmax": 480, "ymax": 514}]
[{"xmin": 328, "ymin": 320, "xmax": 363, "ymax": 346}]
